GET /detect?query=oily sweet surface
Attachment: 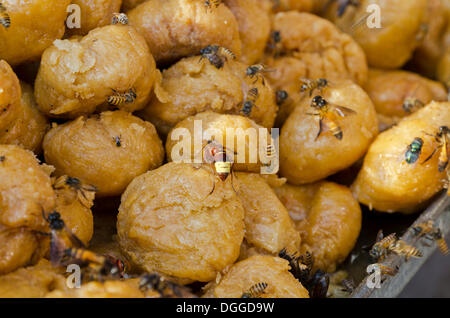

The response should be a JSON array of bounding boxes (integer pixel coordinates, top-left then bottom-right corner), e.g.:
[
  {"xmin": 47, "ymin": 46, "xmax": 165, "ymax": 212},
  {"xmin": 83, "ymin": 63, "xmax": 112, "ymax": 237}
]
[
  {"xmin": 0, "ymin": 0, "xmax": 71, "ymax": 66},
  {"xmin": 141, "ymin": 57, "xmax": 277, "ymax": 135},
  {"xmin": 127, "ymin": 0, "xmax": 241, "ymax": 65},
  {"xmin": 352, "ymin": 102, "xmax": 450, "ymax": 213},
  {"xmin": 279, "ymin": 79, "xmax": 378, "ymax": 185},
  {"xmin": 117, "ymin": 162, "xmax": 245, "ymax": 282},
  {"xmin": 202, "ymin": 255, "xmax": 309, "ymax": 298},
  {"xmin": 35, "ymin": 25, "xmax": 156, "ymax": 118},
  {"xmin": 43, "ymin": 111, "xmax": 164, "ymax": 197}
]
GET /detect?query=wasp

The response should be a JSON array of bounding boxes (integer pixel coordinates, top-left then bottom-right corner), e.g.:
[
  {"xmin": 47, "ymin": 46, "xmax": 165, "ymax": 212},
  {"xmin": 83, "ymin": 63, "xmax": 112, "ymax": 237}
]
[
  {"xmin": 199, "ymin": 45, "xmax": 235, "ymax": 69},
  {"xmin": 336, "ymin": 0, "xmax": 360, "ymax": 17},
  {"xmin": 300, "ymin": 78, "xmax": 328, "ymax": 97},
  {"xmin": 308, "ymin": 95, "xmax": 356, "ymax": 141},
  {"xmin": 107, "ymin": 88, "xmax": 137, "ymax": 106},
  {"xmin": 40, "ymin": 210, "xmax": 86, "ymax": 266},
  {"xmin": 0, "ymin": 155, "xmax": 5, "ymax": 162},
  {"xmin": 340, "ymin": 278, "xmax": 356, "ymax": 293},
  {"xmin": 412, "ymin": 221, "xmax": 449, "ymax": 255},
  {"xmin": 204, "ymin": 0, "xmax": 221, "ymax": 10},
  {"xmin": 389, "ymin": 240, "xmax": 423, "ymax": 261},
  {"xmin": 278, "ymin": 248, "xmax": 328, "ymax": 298},
  {"xmin": 241, "ymin": 282, "xmax": 268, "ymax": 298},
  {"xmin": 114, "ymin": 135, "xmax": 122, "ymax": 147},
  {"xmin": 369, "ymin": 230, "xmax": 397, "ymax": 261},
  {"xmin": 276, "ymin": 90, "xmax": 289, "ymax": 106},
  {"xmin": 112, "ymin": 13, "xmax": 128, "ymax": 25},
  {"xmin": 266, "ymin": 30, "xmax": 283, "ymax": 57},
  {"xmin": 240, "ymin": 87, "xmax": 259, "ymax": 116},
  {"xmin": 402, "ymin": 98, "xmax": 424, "ymax": 113},
  {"xmin": 199, "ymin": 140, "xmax": 236, "ymax": 194},
  {"xmin": 423, "ymin": 126, "xmax": 449, "ymax": 172},
  {"xmin": 0, "ymin": 2, "xmax": 10, "ymax": 28},
  {"xmin": 64, "ymin": 248, "xmax": 129, "ymax": 281},
  {"xmin": 54, "ymin": 176, "xmax": 97, "ymax": 209},
  {"xmin": 246, "ymin": 64, "xmax": 273, "ymax": 85},
  {"xmin": 405, "ymin": 137, "xmax": 424, "ymax": 164},
  {"xmin": 376, "ymin": 263, "xmax": 398, "ymax": 276},
  {"xmin": 139, "ymin": 273, "xmax": 196, "ymax": 298}
]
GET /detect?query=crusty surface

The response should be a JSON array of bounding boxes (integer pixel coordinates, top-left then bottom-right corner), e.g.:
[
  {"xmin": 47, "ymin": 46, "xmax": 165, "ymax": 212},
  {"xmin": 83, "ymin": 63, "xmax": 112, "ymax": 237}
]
[
  {"xmin": 141, "ymin": 57, "xmax": 277, "ymax": 135},
  {"xmin": 279, "ymin": 79, "xmax": 378, "ymax": 184},
  {"xmin": 0, "ymin": 0, "xmax": 71, "ymax": 65},
  {"xmin": 127, "ymin": 0, "xmax": 242, "ymax": 65},
  {"xmin": 352, "ymin": 102, "xmax": 450, "ymax": 213},
  {"xmin": 43, "ymin": 111, "xmax": 164, "ymax": 197},
  {"xmin": 202, "ymin": 255, "xmax": 309, "ymax": 298},
  {"xmin": 235, "ymin": 173, "xmax": 300, "ymax": 255},
  {"xmin": 35, "ymin": 25, "xmax": 156, "ymax": 118},
  {"xmin": 117, "ymin": 162, "xmax": 245, "ymax": 282}
]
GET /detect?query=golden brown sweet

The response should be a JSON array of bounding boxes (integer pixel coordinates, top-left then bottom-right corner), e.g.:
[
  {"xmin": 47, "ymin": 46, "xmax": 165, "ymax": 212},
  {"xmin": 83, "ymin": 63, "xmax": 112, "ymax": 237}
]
[
  {"xmin": 263, "ymin": 11, "xmax": 368, "ymax": 124},
  {"xmin": 127, "ymin": 0, "xmax": 241, "ymax": 65},
  {"xmin": 46, "ymin": 280, "xmax": 146, "ymax": 298},
  {"xmin": 0, "ymin": 0, "xmax": 71, "ymax": 66},
  {"xmin": 279, "ymin": 80, "xmax": 378, "ymax": 185},
  {"xmin": 43, "ymin": 111, "xmax": 164, "ymax": 197},
  {"xmin": 275, "ymin": 182, "xmax": 362, "ymax": 272},
  {"xmin": 364, "ymin": 69, "xmax": 447, "ymax": 131},
  {"xmin": 67, "ymin": 0, "xmax": 123, "ymax": 36},
  {"xmin": 411, "ymin": 0, "xmax": 450, "ymax": 78},
  {"xmin": 325, "ymin": 0, "xmax": 428, "ymax": 69},
  {"xmin": 0, "ymin": 145, "xmax": 55, "ymax": 274},
  {"xmin": 34, "ymin": 25, "xmax": 156, "ymax": 118},
  {"xmin": 0, "ymin": 82, "xmax": 49, "ymax": 154},
  {"xmin": 437, "ymin": 47, "xmax": 450, "ymax": 87},
  {"xmin": 352, "ymin": 102, "xmax": 450, "ymax": 213},
  {"xmin": 141, "ymin": 56, "xmax": 278, "ymax": 135},
  {"xmin": 117, "ymin": 162, "xmax": 245, "ymax": 282},
  {"xmin": 0, "ymin": 60, "xmax": 22, "ymax": 142},
  {"xmin": 0, "ymin": 260, "xmax": 66, "ymax": 298},
  {"xmin": 122, "ymin": 0, "xmax": 146, "ymax": 11},
  {"xmin": 235, "ymin": 173, "xmax": 300, "ymax": 255},
  {"xmin": 203, "ymin": 255, "xmax": 309, "ymax": 298},
  {"xmin": 223, "ymin": 0, "xmax": 271, "ymax": 64},
  {"xmin": 165, "ymin": 112, "xmax": 276, "ymax": 173},
  {"xmin": 54, "ymin": 181, "xmax": 94, "ymax": 246}
]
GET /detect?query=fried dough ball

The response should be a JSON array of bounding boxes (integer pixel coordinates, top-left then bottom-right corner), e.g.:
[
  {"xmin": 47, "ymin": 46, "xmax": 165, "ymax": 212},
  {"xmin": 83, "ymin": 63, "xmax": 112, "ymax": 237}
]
[
  {"xmin": 0, "ymin": 60, "xmax": 21, "ymax": 141},
  {"xmin": 223, "ymin": 0, "xmax": 271, "ymax": 64},
  {"xmin": 0, "ymin": 145, "xmax": 55, "ymax": 274},
  {"xmin": 0, "ymin": 0, "xmax": 71, "ymax": 66},
  {"xmin": 46, "ymin": 280, "xmax": 146, "ymax": 298},
  {"xmin": 364, "ymin": 69, "xmax": 447, "ymax": 131},
  {"xmin": 411, "ymin": 0, "xmax": 450, "ymax": 78},
  {"xmin": 54, "ymin": 179, "xmax": 94, "ymax": 246},
  {"xmin": 263, "ymin": 11, "xmax": 368, "ymax": 124},
  {"xmin": 43, "ymin": 111, "xmax": 164, "ymax": 197},
  {"xmin": 141, "ymin": 56, "xmax": 278, "ymax": 135},
  {"xmin": 274, "ymin": 182, "xmax": 362, "ymax": 272},
  {"xmin": 279, "ymin": 80, "xmax": 378, "ymax": 185},
  {"xmin": 352, "ymin": 102, "xmax": 450, "ymax": 213},
  {"xmin": 122, "ymin": 0, "xmax": 146, "ymax": 11},
  {"xmin": 268, "ymin": 0, "xmax": 317, "ymax": 12},
  {"xmin": 127, "ymin": 0, "xmax": 241, "ymax": 65},
  {"xmin": 0, "ymin": 82, "xmax": 49, "ymax": 154},
  {"xmin": 67, "ymin": 0, "xmax": 123, "ymax": 36},
  {"xmin": 117, "ymin": 162, "xmax": 245, "ymax": 282},
  {"xmin": 34, "ymin": 25, "xmax": 156, "ymax": 118},
  {"xmin": 0, "ymin": 260, "xmax": 66, "ymax": 298},
  {"xmin": 203, "ymin": 255, "xmax": 309, "ymax": 298},
  {"xmin": 165, "ymin": 112, "xmax": 276, "ymax": 173},
  {"xmin": 235, "ymin": 173, "xmax": 300, "ymax": 255},
  {"xmin": 325, "ymin": 0, "xmax": 428, "ymax": 69},
  {"xmin": 437, "ymin": 47, "xmax": 450, "ymax": 88}
]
